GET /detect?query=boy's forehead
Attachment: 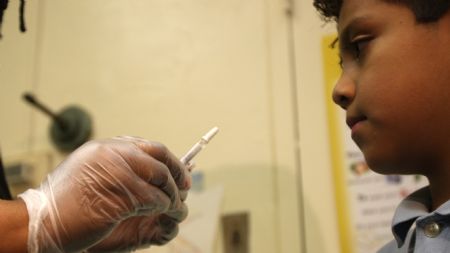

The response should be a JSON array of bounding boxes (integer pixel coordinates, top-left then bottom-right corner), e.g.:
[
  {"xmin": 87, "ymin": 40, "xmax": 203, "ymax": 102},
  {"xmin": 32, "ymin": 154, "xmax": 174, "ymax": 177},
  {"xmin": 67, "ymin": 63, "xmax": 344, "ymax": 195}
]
[
  {"xmin": 337, "ymin": 0, "xmax": 386, "ymax": 32},
  {"xmin": 338, "ymin": 0, "xmax": 370, "ymax": 27}
]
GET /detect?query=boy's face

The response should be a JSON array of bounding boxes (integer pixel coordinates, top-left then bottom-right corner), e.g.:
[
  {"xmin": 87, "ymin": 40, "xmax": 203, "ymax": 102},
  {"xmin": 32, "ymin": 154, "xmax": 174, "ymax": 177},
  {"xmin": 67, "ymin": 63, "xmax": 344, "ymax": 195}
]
[{"xmin": 334, "ymin": 0, "xmax": 450, "ymax": 175}]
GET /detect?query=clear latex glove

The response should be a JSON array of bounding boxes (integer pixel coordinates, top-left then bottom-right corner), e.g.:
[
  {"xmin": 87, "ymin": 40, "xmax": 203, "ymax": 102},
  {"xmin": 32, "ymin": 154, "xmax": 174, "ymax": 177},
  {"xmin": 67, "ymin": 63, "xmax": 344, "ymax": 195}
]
[{"xmin": 19, "ymin": 137, "xmax": 191, "ymax": 253}]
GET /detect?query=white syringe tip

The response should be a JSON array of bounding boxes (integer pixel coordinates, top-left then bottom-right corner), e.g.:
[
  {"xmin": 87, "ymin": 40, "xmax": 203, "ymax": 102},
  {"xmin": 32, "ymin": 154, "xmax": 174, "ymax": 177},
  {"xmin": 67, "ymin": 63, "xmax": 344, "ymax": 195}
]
[{"xmin": 202, "ymin": 126, "xmax": 219, "ymax": 143}]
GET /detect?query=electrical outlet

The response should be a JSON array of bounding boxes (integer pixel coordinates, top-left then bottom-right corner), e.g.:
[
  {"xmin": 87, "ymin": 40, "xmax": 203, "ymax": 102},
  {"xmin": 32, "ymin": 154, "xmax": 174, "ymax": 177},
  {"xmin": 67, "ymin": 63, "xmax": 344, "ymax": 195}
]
[{"xmin": 222, "ymin": 212, "xmax": 249, "ymax": 253}]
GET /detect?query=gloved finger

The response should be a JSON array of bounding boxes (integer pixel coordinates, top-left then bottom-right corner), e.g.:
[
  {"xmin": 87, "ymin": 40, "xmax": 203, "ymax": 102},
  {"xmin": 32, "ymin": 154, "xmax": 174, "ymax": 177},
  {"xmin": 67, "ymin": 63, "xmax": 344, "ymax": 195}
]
[
  {"xmin": 85, "ymin": 213, "xmax": 184, "ymax": 252},
  {"xmin": 121, "ymin": 136, "xmax": 191, "ymax": 191},
  {"xmin": 89, "ymin": 140, "xmax": 181, "ymax": 214},
  {"xmin": 84, "ymin": 216, "xmax": 157, "ymax": 253},
  {"xmin": 122, "ymin": 147, "xmax": 182, "ymax": 211},
  {"xmin": 115, "ymin": 136, "xmax": 192, "ymax": 195},
  {"xmin": 164, "ymin": 201, "xmax": 188, "ymax": 223},
  {"xmin": 136, "ymin": 140, "xmax": 190, "ymax": 202},
  {"xmin": 150, "ymin": 215, "xmax": 181, "ymax": 246}
]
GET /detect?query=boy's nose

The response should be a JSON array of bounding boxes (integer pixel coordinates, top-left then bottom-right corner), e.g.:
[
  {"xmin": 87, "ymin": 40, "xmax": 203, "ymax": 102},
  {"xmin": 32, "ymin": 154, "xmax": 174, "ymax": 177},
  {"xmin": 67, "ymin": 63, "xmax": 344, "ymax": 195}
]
[{"xmin": 332, "ymin": 73, "xmax": 356, "ymax": 110}]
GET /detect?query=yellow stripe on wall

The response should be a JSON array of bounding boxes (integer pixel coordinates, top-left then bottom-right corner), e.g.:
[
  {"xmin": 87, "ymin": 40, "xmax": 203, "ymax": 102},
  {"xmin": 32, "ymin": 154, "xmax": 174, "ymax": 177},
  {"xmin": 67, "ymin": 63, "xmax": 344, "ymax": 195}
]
[{"xmin": 321, "ymin": 34, "xmax": 354, "ymax": 253}]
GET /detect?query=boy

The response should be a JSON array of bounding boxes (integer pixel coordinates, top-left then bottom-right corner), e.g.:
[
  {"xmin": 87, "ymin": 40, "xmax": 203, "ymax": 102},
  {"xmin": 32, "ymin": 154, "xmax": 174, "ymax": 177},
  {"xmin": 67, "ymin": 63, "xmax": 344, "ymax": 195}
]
[{"xmin": 313, "ymin": 0, "xmax": 450, "ymax": 252}]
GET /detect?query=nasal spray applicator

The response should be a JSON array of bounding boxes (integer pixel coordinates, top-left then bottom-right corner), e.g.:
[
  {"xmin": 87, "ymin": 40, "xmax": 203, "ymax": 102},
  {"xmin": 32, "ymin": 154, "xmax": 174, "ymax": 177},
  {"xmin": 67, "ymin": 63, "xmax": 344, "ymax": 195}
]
[{"xmin": 180, "ymin": 127, "xmax": 219, "ymax": 171}]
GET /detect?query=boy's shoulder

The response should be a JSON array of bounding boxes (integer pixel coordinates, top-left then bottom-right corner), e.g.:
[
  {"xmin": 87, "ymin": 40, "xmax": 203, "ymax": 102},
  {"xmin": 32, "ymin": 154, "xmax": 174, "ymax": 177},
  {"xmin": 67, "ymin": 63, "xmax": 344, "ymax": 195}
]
[
  {"xmin": 376, "ymin": 187, "xmax": 426, "ymax": 253},
  {"xmin": 379, "ymin": 186, "xmax": 450, "ymax": 253}
]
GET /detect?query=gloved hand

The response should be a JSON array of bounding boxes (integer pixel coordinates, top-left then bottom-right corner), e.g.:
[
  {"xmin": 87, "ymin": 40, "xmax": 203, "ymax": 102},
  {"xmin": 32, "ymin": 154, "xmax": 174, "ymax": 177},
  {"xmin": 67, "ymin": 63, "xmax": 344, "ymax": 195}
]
[{"xmin": 19, "ymin": 136, "xmax": 191, "ymax": 253}]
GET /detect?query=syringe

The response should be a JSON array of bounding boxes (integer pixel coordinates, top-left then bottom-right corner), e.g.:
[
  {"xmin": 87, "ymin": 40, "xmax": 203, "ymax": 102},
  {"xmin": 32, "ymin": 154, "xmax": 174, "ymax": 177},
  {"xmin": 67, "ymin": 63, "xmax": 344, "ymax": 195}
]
[{"xmin": 180, "ymin": 127, "xmax": 219, "ymax": 169}]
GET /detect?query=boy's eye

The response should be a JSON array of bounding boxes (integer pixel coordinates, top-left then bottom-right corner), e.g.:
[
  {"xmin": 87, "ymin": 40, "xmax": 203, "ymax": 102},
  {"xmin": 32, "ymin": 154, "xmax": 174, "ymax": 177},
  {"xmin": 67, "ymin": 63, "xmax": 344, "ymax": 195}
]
[
  {"xmin": 338, "ymin": 35, "xmax": 373, "ymax": 69},
  {"xmin": 350, "ymin": 35, "xmax": 372, "ymax": 61}
]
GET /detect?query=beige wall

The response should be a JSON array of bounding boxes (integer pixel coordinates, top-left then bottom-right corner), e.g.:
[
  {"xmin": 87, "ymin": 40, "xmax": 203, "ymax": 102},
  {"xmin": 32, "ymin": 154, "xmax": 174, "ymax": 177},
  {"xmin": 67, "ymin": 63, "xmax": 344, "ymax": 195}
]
[
  {"xmin": 0, "ymin": 0, "xmax": 340, "ymax": 252},
  {"xmin": 294, "ymin": 1, "xmax": 340, "ymax": 252}
]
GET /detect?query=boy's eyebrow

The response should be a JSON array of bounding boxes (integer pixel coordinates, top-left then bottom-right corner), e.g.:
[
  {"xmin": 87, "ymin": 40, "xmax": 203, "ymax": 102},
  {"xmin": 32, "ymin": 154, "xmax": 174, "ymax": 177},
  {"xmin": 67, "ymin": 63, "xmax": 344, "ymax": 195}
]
[{"xmin": 338, "ymin": 15, "xmax": 373, "ymax": 50}]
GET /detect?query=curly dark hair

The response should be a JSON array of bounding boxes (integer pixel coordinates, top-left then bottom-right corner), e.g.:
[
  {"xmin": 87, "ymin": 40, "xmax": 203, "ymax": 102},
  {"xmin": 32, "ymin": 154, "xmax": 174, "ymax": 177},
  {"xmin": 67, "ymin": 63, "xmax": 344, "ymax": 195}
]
[{"xmin": 313, "ymin": 0, "xmax": 450, "ymax": 23}]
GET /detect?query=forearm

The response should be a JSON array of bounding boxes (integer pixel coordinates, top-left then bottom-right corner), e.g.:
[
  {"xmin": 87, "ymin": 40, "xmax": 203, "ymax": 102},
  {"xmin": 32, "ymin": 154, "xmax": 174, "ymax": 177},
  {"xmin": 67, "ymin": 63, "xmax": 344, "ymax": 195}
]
[{"xmin": 0, "ymin": 199, "xmax": 29, "ymax": 253}]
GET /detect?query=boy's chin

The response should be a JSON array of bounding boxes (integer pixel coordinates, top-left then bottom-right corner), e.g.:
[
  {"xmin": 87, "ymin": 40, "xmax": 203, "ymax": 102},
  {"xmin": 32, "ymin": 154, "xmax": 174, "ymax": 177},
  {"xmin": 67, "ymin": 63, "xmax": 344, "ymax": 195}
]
[{"xmin": 364, "ymin": 156, "xmax": 419, "ymax": 176}]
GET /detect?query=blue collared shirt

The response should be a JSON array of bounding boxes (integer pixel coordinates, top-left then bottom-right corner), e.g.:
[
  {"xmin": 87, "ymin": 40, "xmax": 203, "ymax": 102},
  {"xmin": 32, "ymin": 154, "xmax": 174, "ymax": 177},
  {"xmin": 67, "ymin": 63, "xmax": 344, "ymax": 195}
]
[{"xmin": 378, "ymin": 187, "xmax": 450, "ymax": 253}]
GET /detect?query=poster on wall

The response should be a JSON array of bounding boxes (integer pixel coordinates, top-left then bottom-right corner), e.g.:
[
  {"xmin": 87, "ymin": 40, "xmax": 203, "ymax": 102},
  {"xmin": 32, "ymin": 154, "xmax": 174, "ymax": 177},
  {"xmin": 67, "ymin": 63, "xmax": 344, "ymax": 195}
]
[{"xmin": 321, "ymin": 35, "xmax": 428, "ymax": 253}]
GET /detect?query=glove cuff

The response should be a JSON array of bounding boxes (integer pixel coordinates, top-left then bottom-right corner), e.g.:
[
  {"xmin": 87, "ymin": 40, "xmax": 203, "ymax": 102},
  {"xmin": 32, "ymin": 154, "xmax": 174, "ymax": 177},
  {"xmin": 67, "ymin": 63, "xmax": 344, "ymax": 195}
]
[{"xmin": 18, "ymin": 188, "xmax": 48, "ymax": 253}]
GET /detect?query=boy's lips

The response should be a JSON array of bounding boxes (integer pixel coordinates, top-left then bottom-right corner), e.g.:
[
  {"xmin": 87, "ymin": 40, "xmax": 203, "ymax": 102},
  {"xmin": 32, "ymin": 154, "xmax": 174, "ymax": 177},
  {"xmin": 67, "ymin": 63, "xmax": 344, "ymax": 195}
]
[{"xmin": 346, "ymin": 115, "xmax": 367, "ymax": 130}]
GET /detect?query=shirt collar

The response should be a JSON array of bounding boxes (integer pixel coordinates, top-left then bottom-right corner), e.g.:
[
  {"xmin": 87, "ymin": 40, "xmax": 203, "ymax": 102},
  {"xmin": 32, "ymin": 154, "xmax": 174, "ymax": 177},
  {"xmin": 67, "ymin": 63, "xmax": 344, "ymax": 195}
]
[
  {"xmin": 434, "ymin": 198, "xmax": 450, "ymax": 216},
  {"xmin": 392, "ymin": 186, "xmax": 431, "ymax": 247}
]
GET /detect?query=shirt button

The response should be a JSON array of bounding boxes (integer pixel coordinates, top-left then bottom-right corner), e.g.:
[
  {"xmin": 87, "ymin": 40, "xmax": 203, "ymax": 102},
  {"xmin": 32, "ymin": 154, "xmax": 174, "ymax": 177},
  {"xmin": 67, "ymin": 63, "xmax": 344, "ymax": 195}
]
[{"xmin": 424, "ymin": 222, "xmax": 441, "ymax": 238}]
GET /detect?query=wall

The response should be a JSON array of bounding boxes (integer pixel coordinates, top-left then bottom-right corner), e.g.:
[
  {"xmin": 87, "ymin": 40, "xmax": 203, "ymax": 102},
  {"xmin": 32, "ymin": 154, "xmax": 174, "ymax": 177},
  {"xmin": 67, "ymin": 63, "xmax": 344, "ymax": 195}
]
[
  {"xmin": 0, "ymin": 0, "xmax": 340, "ymax": 252},
  {"xmin": 293, "ymin": 1, "xmax": 341, "ymax": 252}
]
